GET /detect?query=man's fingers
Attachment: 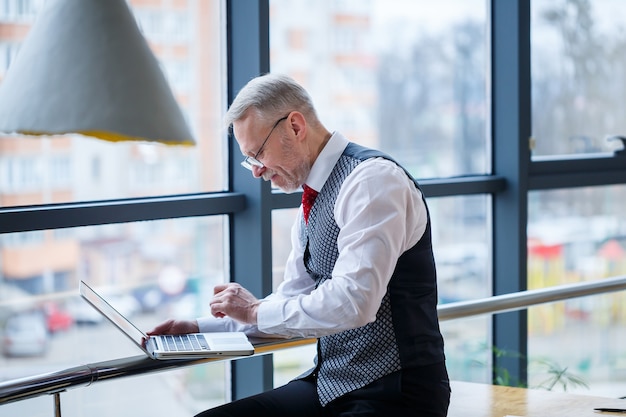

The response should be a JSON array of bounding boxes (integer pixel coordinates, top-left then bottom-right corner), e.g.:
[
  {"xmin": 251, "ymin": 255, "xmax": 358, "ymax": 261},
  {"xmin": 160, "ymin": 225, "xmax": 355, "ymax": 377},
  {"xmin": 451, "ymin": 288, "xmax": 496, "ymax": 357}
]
[
  {"xmin": 210, "ymin": 299, "xmax": 226, "ymax": 318},
  {"xmin": 146, "ymin": 319, "xmax": 174, "ymax": 335},
  {"xmin": 209, "ymin": 283, "xmax": 257, "ymax": 324},
  {"xmin": 147, "ymin": 319, "xmax": 198, "ymax": 335},
  {"xmin": 213, "ymin": 283, "xmax": 242, "ymax": 296},
  {"xmin": 213, "ymin": 284, "xmax": 229, "ymax": 295}
]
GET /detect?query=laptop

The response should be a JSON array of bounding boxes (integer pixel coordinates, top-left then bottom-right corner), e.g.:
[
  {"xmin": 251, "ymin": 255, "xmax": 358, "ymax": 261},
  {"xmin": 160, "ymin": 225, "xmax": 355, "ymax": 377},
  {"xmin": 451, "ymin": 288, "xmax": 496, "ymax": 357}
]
[{"xmin": 79, "ymin": 280, "xmax": 255, "ymax": 360}]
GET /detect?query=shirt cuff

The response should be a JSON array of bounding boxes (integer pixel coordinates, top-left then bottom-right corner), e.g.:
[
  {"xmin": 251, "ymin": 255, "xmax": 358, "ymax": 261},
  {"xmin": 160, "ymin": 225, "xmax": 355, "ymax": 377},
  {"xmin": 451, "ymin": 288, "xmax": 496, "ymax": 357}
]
[
  {"xmin": 196, "ymin": 316, "xmax": 229, "ymax": 333},
  {"xmin": 256, "ymin": 299, "xmax": 285, "ymax": 334},
  {"xmin": 196, "ymin": 314, "xmax": 276, "ymax": 338}
]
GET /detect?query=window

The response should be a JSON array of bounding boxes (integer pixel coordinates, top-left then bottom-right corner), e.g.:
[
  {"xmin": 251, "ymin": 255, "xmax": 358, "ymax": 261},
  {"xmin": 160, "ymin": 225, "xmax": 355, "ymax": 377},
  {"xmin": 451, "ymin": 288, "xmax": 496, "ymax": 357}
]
[
  {"xmin": 528, "ymin": 0, "xmax": 626, "ymax": 395},
  {"xmin": 0, "ymin": 0, "xmax": 39, "ymax": 22},
  {"xmin": 532, "ymin": 0, "xmax": 626, "ymax": 156},
  {"xmin": 270, "ymin": 0, "xmax": 488, "ymax": 179},
  {"xmin": 528, "ymin": 186, "xmax": 626, "ymax": 394},
  {"xmin": 0, "ymin": 0, "xmax": 226, "ymax": 206},
  {"xmin": 269, "ymin": 0, "xmax": 490, "ymax": 383},
  {"xmin": 0, "ymin": 216, "xmax": 229, "ymax": 413},
  {"xmin": 1, "ymin": 154, "xmax": 41, "ymax": 191},
  {"xmin": 0, "ymin": 1, "xmax": 230, "ymax": 414},
  {"xmin": 0, "ymin": 42, "xmax": 20, "ymax": 75},
  {"xmin": 49, "ymin": 154, "xmax": 71, "ymax": 188}
]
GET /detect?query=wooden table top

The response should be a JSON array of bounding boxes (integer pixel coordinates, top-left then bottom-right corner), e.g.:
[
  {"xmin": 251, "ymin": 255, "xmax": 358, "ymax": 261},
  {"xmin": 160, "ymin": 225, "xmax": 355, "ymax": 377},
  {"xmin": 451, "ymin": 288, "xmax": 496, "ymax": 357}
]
[{"xmin": 449, "ymin": 381, "xmax": 626, "ymax": 417}]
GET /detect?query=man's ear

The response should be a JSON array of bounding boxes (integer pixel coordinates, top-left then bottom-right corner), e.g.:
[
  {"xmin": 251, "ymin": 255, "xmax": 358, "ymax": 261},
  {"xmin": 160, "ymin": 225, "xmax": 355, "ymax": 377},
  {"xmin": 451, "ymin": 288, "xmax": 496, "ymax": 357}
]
[{"xmin": 288, "ymin": 111, "xmax": 307, "ymax": 141}]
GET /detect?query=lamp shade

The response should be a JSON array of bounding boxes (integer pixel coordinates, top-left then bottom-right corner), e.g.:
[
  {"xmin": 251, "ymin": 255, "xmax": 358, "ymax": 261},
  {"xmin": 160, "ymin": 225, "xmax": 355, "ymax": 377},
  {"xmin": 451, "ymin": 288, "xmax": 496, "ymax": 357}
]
[{"xmin": 0, "ymin": 0, "xmax": 194, "ymax": 145}]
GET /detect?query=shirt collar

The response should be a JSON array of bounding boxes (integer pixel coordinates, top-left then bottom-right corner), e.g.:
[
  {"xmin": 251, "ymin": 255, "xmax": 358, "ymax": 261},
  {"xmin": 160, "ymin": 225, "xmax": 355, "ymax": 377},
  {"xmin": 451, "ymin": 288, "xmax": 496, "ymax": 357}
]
[{"xmin": 304, "ymin": 131, "xmax": 349, "ymax": 192}]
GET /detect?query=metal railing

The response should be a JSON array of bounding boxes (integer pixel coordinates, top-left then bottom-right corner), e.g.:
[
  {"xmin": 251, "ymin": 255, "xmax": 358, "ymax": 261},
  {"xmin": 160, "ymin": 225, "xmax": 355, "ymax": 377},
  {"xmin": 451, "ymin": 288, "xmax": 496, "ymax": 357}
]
[
  {"xmin": 2, "ymin": 275, "xmax": 626, "ymax": 416},
  {"xmin": 437, "ymin": 275, "xmax": 626, "ymax": 320}
]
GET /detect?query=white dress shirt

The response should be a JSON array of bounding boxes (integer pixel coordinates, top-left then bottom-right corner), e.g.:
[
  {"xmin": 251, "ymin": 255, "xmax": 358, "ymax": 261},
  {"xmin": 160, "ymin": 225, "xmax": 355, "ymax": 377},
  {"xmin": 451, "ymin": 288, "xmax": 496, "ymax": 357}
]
[{"xmin": 197, "ymin": 132, "xmax": 428, "ymax": 338}]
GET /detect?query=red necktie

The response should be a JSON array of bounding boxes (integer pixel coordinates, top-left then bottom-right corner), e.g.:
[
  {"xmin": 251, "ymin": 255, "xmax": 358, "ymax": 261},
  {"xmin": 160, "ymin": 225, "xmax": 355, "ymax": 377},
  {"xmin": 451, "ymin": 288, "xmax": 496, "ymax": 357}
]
[{"xmin": 302, "ymin": 184, "xmax": 318, "ymax": 224}]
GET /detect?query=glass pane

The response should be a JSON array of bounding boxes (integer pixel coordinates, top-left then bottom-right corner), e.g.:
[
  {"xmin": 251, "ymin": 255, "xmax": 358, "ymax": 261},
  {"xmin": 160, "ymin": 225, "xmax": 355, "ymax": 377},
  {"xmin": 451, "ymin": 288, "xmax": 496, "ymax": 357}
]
[
  {"xmin": 271, "ymin": 198, "xmax": 493, "ymax": 385},
  {"xmin": 0, "ymin": 395, "xmax": 49, "ymax": 417},
  {"xmin": 0, "ymin": 368, "xmax": 229, "ymax": 417},
  {"xmin": 0, "ymin": 0, "xmax": 226, "ymax": 207},
  {"xmin": 271, "ymin": 208, "xmax": 317, "ymax": 386},
  {"xmin": 269, "ymin": 0, "xmax": 489, "ymax": 179},
  {"xmin": 532, "ymin": 0, "xmax": 626, "ymax": 157},
  {"xmin": 431, "ymin": 195, "xmax": 492, "ymax": 383},
  {"xmin": 528, "ymin": 186, "xmax": 626, "ymax": 395},
  {"xmin": 63, "ymin": 372, "xmax": 229, "ymax": 416},
  {"xmin": 0, "ymin": 216, "xmax": 229, "ymax": 414}
]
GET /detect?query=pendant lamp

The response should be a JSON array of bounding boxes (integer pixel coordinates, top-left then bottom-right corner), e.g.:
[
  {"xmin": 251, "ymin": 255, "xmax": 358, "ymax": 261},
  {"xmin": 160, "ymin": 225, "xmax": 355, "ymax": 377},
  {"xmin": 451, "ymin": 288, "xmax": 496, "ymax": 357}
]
[{"xmin": 0, "ymin": 0, "xmax": 195, "ymax": 145}]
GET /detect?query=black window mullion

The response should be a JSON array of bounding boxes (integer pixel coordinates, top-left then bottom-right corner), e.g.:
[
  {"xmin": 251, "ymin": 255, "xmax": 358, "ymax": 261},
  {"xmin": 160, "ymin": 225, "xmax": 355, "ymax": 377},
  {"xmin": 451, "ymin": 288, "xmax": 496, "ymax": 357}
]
[
  {"xmin": 530, "ymin": 154, "xmax": 626, "ymax": 190},
  {"xmin": 491, "ymin": 0, "xmax": 531, "ymax": 387},
  {"xmin": 226, "ymin": 0, "xmax": 274, "ymax": 402},
  {"xmin": 0, "ymin": 193, "xmax": 245, "ymax": 234}
]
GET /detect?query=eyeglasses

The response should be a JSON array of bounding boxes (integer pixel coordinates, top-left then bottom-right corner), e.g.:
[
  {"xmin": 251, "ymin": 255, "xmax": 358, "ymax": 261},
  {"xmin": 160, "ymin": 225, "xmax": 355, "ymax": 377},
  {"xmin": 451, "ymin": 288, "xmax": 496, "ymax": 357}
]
[{"xmin": 240, "ymin": 115, "xmax": 289, "ymax": 170}]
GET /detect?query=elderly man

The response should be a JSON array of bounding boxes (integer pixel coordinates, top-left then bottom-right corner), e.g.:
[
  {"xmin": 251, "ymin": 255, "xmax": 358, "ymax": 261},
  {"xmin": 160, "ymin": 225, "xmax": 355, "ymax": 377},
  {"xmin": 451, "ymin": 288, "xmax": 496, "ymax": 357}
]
[{"xmin": 149, "ymin": 73, "xmax": 450, "ymax": 417}]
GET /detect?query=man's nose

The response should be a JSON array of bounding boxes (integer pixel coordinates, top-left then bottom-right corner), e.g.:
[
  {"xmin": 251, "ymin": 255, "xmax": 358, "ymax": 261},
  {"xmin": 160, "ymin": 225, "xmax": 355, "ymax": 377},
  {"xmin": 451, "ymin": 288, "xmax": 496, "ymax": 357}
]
[{"xmin": 252, "ymin": 165, "xmax": 265, "ymax": 178}]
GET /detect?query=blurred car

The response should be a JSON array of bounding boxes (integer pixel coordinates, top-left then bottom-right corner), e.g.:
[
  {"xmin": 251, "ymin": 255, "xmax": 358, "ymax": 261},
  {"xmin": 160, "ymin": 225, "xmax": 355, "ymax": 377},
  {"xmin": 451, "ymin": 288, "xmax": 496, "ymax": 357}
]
[
  {"xmin": 2, "ymin": 310, "xmax": 50, "ymax": 357},
  {"xmin": 66, "ymin": 298, "xmax": 104, "ymax": 325},
  {"xmin": 43, "ymin": 302, "xmax": 74, "ymax": 333},
  {"xmin": 66, "ymin": 291, "xmax": 141, "ymax": 325},
  {"xmin": 108, "ymin": 295, "xmax": 141, "ymax": 318},
  {"xmin": 133, "ymin": 286, "xmax": 164, "ymax": 313}
]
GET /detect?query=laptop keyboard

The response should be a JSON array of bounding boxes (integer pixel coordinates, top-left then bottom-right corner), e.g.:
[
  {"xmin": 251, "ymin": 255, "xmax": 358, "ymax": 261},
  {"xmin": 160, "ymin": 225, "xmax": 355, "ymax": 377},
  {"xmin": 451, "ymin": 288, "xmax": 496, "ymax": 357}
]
[{"xmin": 162, "ymin": 334, "xmax": 210, "ymax": 352}]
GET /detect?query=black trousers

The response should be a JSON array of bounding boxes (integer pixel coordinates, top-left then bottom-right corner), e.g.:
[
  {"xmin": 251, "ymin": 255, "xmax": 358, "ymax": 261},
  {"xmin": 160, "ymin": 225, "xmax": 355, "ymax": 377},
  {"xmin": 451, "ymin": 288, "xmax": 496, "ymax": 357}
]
[{"xmin": 195, "ymin": 362, "xmax": 451, "ymax": 417}]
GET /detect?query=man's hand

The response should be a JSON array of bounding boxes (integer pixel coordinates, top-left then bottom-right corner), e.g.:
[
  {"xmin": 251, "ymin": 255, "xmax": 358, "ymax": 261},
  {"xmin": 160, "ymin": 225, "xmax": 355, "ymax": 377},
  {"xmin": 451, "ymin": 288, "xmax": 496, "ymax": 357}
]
[
  {"xmin": 210, "ymin": 283, "xmax": 260, "ymax": 325},
  {"xmin": 147, "ymin": 319, "xmax": 199, "ymax": 336}
]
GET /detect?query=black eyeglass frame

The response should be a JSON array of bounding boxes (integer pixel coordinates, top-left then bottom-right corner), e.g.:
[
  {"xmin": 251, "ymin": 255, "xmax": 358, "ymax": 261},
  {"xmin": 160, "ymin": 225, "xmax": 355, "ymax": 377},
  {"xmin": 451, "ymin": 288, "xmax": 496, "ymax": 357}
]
[{"xmin": 240, "ymin": 114, "xmax": 290, "ymax": 170}]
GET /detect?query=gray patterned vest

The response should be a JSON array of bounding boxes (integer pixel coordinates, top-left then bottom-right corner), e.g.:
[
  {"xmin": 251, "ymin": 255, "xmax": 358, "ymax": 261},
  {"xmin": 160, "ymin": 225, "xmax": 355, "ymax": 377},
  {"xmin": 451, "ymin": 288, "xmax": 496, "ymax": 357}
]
[{"xmin": 300, "ymin": 142, "xmax": 445, "ymax": 406}]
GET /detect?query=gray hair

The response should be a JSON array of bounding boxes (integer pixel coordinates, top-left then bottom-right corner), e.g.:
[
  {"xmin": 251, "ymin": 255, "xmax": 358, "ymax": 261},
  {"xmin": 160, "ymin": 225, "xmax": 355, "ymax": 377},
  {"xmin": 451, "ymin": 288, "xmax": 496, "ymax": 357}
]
[{"xmin": 224, "ymin": 73, "xmax": 320, "ymax": 128}]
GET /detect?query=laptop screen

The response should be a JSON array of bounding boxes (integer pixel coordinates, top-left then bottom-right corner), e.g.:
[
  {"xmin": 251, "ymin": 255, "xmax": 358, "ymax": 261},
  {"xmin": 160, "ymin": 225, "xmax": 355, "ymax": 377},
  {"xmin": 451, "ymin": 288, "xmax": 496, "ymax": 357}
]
[{"xmin": 79, "ymin": 280, "xmax": 148, "ymax": 350}]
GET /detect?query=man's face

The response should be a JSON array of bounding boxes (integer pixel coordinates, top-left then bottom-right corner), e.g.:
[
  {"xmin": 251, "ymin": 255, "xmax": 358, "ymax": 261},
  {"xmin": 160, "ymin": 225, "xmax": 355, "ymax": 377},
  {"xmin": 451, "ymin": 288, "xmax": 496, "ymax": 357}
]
[{"xmin": 234, "ymin": 112, "xmax": 311, "ymax": 193}]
